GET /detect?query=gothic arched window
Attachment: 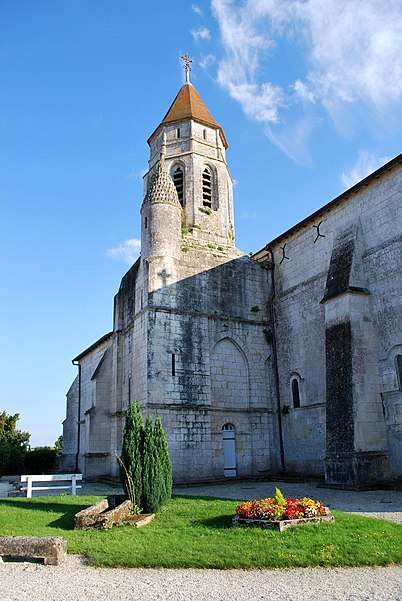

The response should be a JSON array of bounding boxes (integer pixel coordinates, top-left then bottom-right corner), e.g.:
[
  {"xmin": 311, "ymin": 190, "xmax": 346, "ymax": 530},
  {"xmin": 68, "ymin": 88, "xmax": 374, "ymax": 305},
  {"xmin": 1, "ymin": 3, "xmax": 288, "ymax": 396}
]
[
  {"xmin": 202, "ymin": 167, "xmax": 212, "ymax": 208},
  {"xmin": 172, "ymin": 166, "xmax": 184, "ymax": 206}
]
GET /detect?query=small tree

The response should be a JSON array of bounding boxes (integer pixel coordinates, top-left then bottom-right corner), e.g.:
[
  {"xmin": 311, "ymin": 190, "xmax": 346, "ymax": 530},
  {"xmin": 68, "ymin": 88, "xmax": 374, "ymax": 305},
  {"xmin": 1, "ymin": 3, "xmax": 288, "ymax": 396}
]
[
  {"xmin": 0, "ymin": 411, "xmax": 30, "ymax": 477},
  {"xmin": 54, "ymin": 435, "xmax": 63, "ymax": 455},
  {"xmin": 154, "ymin": 415, "xmax": 172, "ymax": 506},
  {"xmin": 141, "ymin": 415, "xmax": 163, "ymax": 513},
  {"xmin": 120, "ymin": 403, "xmax": 144, "ymax": 505},
  {"xmin": 119, "ymin": 404, "xmax": 172, "ymax": 514}
]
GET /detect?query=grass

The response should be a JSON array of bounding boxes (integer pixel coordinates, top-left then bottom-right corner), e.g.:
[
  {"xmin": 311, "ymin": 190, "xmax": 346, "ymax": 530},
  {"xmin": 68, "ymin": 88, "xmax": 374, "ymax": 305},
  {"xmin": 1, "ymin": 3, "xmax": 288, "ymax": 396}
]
[{"xmin": 0, "ymin": 495, "xmax": 401, "ymax": 569}]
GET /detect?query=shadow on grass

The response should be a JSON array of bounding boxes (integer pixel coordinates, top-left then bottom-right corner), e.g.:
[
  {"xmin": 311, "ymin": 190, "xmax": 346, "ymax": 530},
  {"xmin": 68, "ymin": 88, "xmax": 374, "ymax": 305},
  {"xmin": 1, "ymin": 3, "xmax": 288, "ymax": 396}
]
[
  {"xmin": 190, "ymin": 514, "xmax": 233, "ymax": 529},
  {"xmin": 0, "ymin": 498, "xmax": 95, "ymax": 531},
  {"xmin": 0, "ymin": 498, "xmax": 90, "ymax": 514},
  {"xmin": 173, "ymin": 494, "xmax": 241, "ymax": 503}
]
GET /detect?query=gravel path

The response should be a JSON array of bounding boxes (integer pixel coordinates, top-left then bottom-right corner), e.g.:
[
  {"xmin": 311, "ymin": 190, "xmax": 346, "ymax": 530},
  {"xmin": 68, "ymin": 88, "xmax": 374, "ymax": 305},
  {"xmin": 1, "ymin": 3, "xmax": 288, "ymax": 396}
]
[
  {"xmin": 1, "ymin": 556, "xmax": 402, "ymax": 601},
  {"xmin": 1, "ymin": 479, "xmax": 401, "ymax": 600}
]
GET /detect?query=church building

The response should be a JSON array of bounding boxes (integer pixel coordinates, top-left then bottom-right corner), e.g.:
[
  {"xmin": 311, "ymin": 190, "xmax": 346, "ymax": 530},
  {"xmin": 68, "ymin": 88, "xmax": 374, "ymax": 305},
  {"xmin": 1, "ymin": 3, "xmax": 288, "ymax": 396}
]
[{"xmin": 61, "ymin": 65, "xmax": 402, "ymax": 489}]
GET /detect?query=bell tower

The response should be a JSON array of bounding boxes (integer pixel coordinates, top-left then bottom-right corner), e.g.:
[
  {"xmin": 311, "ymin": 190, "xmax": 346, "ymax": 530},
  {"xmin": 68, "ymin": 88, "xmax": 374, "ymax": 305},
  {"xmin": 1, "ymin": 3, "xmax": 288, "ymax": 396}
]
[{"xmin": 144, "ymin": 56, "xmax": 236, "ymax": 250}]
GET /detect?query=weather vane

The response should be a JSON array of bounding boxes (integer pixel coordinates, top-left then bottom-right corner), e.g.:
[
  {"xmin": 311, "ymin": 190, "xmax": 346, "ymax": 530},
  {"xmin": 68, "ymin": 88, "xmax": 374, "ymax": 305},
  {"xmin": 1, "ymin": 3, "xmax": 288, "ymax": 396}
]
[{"xmin": 181, "ymin": 53, "xmax": 193, "ymax": 83}]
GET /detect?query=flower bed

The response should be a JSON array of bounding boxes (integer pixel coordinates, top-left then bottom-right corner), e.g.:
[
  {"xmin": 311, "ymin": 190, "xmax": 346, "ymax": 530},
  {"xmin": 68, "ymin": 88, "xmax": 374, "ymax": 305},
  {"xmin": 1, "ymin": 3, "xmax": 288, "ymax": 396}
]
[{"xmin": 232, "ymin": 488, "xmax": 334, "ymax": 532}]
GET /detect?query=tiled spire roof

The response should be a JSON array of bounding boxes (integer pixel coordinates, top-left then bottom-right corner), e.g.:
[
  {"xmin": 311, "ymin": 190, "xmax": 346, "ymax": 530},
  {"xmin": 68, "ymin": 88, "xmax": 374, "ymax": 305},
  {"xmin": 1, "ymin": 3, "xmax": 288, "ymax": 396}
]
[
  {"xmin": 148, "ymin": 83, "xmax": 228, "ymax": 148},
  {"xmin": 142, "ymin": 153, "xmax": 180, "ymax": 206}
]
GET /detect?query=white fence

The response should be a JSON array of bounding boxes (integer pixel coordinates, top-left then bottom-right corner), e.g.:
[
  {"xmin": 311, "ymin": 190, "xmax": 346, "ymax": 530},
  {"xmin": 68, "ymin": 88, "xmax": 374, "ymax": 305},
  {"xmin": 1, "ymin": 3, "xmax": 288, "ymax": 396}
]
[{"xmin": 20, "ymin": 474, "xmax": 82, "ymax": 498}]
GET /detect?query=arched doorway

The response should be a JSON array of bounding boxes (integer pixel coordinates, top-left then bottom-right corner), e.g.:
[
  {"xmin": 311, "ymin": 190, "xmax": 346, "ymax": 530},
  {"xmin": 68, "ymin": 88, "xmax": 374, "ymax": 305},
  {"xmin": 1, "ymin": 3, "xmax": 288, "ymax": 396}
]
[{"xmin": 222, "ymin": 423, "xmax": 236, "ymax": 477}]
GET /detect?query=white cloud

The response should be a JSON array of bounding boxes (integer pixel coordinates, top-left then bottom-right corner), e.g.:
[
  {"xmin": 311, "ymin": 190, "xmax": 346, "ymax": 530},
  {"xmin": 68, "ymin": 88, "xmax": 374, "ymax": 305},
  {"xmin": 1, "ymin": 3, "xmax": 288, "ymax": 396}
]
[
  {"xmin": 191, "ymin": 27, "xmax": 211, "ymax": 41},
  {"xmin": 192, "ymin": 4, "xmax": 203, "ymax": 15},
  {"xmin": 200, "ymin": 54, "xmax": 216, "ymax": 69},
  {"xmin": 293, "ymin": 80, "xmax": 316, "ymax": 104},
  {"xmin": 106, "ymin": 239, "xmax": 141, "ymax": 264},
  {"xmin": 211, "ymin": 0, "xmax": 402, "ymax": 160},
  {"xmin": 340, "ymin": 151, "xmax": 391, "ymax": 189}
]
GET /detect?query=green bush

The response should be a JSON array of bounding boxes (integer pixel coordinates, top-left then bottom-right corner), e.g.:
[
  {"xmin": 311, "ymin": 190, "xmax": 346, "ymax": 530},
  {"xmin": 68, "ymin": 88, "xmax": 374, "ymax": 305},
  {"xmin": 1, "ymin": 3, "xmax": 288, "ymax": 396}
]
[
  {"xmin": 154, "ymin": 415, "xmax": 172, "ymax": 507},
  {"xmin": 120, "ymin": 403, "xmax": 144, "ymax": 505},
  {"xmin": 0, "ymin": 443, "xmax": 24, "ymax": 477},
  {"xmin": 141, "ymin": 416, "xmax": 161, "ymax": 513},
  {"xmin": 0, "ymin": 411, "xmax": 30, "ymax": 475},
  {"xmin": 120, "ymin": 404, "xmax": 172, "ymax": 514},
  {"xmin": 23, "ymin": 447, "xmax": 57, "ymax": 474},
  {"xmin": 0, "ymin": 443, "xmax": 10, "ymax": 477}
]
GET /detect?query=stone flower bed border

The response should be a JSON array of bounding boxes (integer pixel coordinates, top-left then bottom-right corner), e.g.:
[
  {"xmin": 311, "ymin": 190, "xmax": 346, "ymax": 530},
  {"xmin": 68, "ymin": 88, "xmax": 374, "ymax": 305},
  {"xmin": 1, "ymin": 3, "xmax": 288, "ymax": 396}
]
[
  {"xmin": 232, "ymin": 509, "xmax": 334, "ymax": 532},
  {"xmin": 232, "ymin": 488, "xmax": 335, "ymax": 532}
]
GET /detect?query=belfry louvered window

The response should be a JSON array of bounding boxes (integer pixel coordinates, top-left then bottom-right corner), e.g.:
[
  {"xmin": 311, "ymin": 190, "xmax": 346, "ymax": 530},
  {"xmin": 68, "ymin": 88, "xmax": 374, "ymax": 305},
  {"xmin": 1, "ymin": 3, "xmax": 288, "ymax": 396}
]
[
  {"xmin": 173, "ymin": 166, "xmax": 184, "ymax": 206},
  {"xmin": 202, "ymin": 167, "xmax": 212, "ymax": 208}
]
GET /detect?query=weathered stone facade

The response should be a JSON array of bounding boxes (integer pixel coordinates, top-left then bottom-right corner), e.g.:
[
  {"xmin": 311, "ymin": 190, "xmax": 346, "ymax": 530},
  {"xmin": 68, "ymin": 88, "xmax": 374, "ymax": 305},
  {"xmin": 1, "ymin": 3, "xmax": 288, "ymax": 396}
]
[
  {"xmin": 254, "ymin": 156, "xmax": 402, "ymax": 486},
  {"xmin": 61, "ymin": 79, "xmax": 402, "ymax": 487}
]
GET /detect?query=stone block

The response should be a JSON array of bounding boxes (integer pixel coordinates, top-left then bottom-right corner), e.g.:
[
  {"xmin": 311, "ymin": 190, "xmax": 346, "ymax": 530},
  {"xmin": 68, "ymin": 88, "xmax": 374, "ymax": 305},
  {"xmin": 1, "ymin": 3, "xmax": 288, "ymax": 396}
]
[
  {"xmin": 0, "ymin": 536, "xmax": 67, "ymax": 565},
  {"xmin": 74, "ymin": 495, "xmax": 132, "ymax": 530}
]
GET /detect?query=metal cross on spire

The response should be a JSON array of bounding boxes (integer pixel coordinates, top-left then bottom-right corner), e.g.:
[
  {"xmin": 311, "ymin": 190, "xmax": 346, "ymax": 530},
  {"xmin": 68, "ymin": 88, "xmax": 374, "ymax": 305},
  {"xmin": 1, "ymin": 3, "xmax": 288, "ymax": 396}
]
[{"xmin": 181, "ymin": 53, "xmax": 193, "ymax": 83}]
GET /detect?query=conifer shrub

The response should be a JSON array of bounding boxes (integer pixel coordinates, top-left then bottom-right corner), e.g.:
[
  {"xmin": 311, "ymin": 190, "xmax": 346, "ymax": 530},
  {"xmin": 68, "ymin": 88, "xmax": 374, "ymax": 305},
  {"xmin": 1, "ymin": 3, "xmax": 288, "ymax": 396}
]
[
  {"xmin": 120, "ymin": 403, "xmax": 144, "ymax": 506},
  {"xmin": 141, "ymin": 416, "xmax": 163, "ymax": 513},
  {"xmin": 120, "ymin": 404, "xmax": 172, "ymax": 514},
  {"xmin": 154, "ymin": 415, "xmax": 172, "ymax": 506}
]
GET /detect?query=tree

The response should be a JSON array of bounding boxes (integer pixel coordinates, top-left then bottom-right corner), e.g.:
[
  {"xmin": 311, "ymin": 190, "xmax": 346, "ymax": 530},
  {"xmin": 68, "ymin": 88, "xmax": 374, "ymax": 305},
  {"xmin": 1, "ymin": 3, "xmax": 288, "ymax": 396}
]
[
  {"xmin": 153, "ymin": 415, "xmax": 172, "ymax": 506},
  {"xmin": 120, "ymin": 403, "xmax": 144, "ymax": 506},
  {"xmin": 141, "ymin": 415, "xmax": 164, "ymax": 513},
  {"xmin": 0, "ymin": 411, "xmax": 30, "ymax": 477},
  {"xmin": 54, "ymin": 435, "xmax": 63, "ymax": 455},
  {"xmin": 119, "ymin": 404, "xmax": 173, "ymax": 514},
  {"xmin": 0, "ymin": 411, "xmax": 30, "ymax": 449}
]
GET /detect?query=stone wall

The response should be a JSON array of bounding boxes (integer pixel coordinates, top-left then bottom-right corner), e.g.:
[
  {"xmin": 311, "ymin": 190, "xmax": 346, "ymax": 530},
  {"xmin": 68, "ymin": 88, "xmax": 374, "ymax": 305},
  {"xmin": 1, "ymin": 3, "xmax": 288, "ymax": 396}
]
[
  {"xmin": 142, "ymin": 249, "xmax": 272, "ymax": 482},
  {"xmin": 270, "ymin": 163, "xmax": 402, "ymax": 479}
]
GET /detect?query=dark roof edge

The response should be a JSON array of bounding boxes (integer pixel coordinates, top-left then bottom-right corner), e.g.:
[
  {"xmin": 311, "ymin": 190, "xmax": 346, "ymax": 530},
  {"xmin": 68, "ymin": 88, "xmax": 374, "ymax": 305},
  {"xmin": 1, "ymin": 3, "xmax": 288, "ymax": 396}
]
[
  {"xmin": 262, "ymin": 152, "xmax": 402, "ymax": 251},
  {"xmin": 73, "ymin": 332, "xmax": 114, "ymax": 363}
]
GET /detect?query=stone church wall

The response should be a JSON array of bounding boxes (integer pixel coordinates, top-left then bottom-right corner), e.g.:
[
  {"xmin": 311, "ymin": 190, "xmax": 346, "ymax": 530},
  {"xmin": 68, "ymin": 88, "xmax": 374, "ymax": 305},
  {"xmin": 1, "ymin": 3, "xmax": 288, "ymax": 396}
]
[
  {"xmin": 270, "ymin": 164, "xmax": 402, "ymax": 477},
  {"xmin": 142, "ymin": 252, "xmax": 273, "ymax": 482}
]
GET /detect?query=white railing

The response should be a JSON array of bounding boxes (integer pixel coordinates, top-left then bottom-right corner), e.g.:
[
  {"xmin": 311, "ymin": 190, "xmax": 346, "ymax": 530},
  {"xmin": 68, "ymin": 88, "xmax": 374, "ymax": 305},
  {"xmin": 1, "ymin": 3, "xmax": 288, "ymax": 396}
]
[{"xmin": 20, "ymin": 474, "xmax": 82, "ymax": 498}]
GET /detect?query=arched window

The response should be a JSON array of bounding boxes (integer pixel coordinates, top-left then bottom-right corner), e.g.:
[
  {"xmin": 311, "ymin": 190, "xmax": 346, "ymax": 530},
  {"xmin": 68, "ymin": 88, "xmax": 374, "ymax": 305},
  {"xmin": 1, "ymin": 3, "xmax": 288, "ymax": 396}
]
[
  {"xmin": 172, "ymin": 166, "xmax": 184, "ymax": 206},
  {"xmin": 202, "ymin": 167, "xmax": 212, "ymax": 208},
  {"xmin": 291, "ymin": 378, "xmax": 301, "ymax": 409},
  {"xmin": 396, "ymin": 355, "xmax": 402, "ymax": 389}
]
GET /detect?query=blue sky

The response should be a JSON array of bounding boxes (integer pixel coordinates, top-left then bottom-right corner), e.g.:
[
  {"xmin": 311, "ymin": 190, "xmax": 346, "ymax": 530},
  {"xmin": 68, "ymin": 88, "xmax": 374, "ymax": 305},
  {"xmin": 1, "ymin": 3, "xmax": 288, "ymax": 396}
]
[{"xmin": 1, "ymin": 0, "xmax": 401, "ymax": 447}]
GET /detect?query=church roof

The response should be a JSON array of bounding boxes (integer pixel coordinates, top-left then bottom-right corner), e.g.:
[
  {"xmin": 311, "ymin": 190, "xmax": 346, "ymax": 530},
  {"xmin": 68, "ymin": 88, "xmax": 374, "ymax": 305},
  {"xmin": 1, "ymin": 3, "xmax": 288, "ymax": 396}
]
[
  {"xmin": 142, "ymin": 154, "xmax": 180, "ymax": 207},
  {"xmin": 73, "ymin": 332, "xmax": 114, "ymax": 362},
  {"xmin": 148, "ymin": 83, "xmax": 228, "ymax": 149},
  {"xmin": 253, "ymin": 152, "xmax": 402, "ymax": 262}
]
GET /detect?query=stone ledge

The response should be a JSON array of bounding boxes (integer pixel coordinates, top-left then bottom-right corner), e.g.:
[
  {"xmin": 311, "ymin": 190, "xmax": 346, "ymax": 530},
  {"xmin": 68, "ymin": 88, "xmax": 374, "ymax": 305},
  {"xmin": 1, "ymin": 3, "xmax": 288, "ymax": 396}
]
[
  {"xmin": 0, "ymin": 536, "xmax": 67, "ymax": 565},
  {"xmin": 232, "ymin": 509, "xmax": 334, "ymax": 532},
  {"xmin": 75, "ymin": 494, "xmax": 132, "ymax": 530}
]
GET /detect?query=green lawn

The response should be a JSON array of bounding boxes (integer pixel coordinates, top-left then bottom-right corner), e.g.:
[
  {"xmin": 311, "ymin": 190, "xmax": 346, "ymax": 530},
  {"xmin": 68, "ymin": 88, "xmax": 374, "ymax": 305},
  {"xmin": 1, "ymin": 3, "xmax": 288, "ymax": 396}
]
[{"xmin": 0, "ymin": 495, "xmax": 401, "ymax": 569}]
